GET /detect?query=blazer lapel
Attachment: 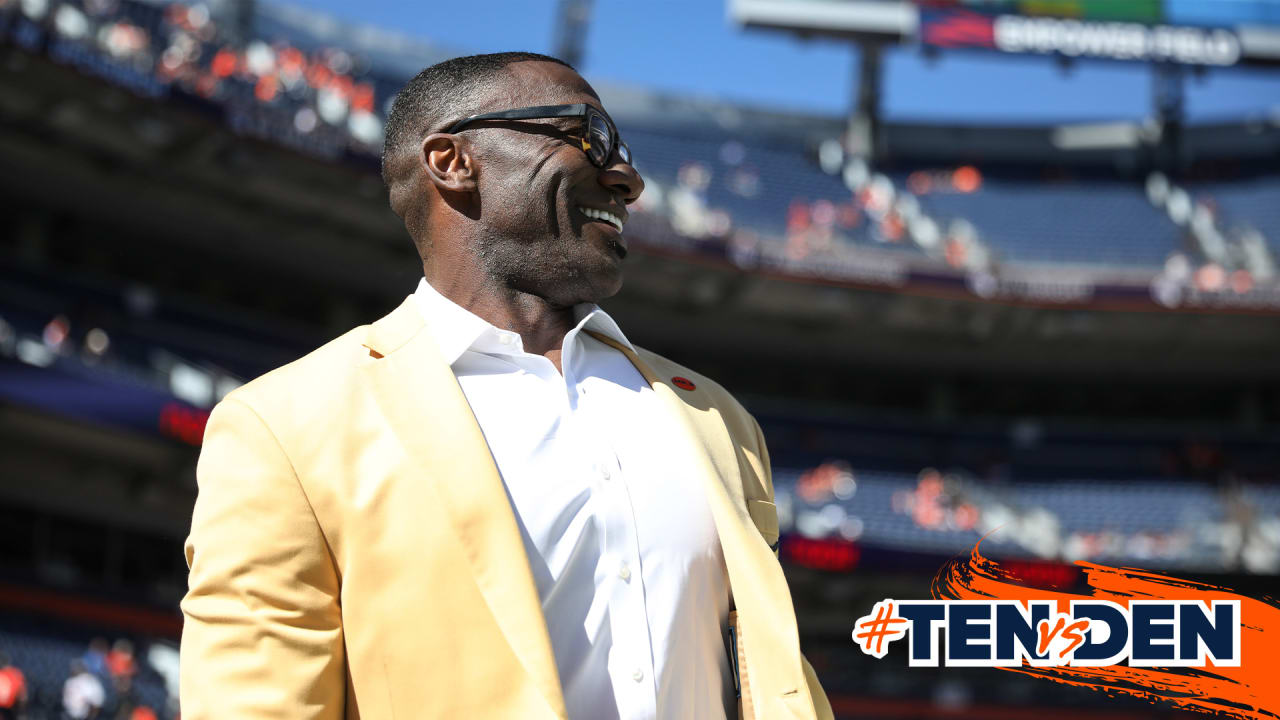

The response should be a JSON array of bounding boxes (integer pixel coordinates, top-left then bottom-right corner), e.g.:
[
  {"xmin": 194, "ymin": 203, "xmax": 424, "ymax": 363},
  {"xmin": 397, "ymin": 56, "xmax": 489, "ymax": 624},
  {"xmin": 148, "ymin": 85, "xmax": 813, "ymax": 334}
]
[
  {"xmin": 586, "ymin": 331, "xmax": 814, "ymax": 720},
  {"xmin": 363, "ymin": 300, "xmax": 567, "ymax": 719}
]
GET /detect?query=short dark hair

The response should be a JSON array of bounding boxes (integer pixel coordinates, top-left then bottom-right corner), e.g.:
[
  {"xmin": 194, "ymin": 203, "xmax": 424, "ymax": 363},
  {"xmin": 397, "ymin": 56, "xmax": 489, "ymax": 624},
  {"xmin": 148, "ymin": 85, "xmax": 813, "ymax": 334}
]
[{"xmin": 381, "ymin": 52, "xmax": 575, "ymax": 185}]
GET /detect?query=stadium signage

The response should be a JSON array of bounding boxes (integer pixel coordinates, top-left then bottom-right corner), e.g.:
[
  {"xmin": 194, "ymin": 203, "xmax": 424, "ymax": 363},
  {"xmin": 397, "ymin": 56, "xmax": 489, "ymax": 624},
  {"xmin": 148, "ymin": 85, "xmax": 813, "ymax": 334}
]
[
  {"xmin": 967, "ymin": 270, "xmax": 1095, "ymax": 304},
  {"xmin": 994, "ymin": 16, "xmax": 1241, "ymax": 66},
  {"xmin": 853, "ymin": 598, "xmax": 1241, "ymax": 668},
  {"xmin": 922, "ymin": 544, "xmax": 1277, "ymax": 715},
  {"xmin": 922, "ymin": 10, "xmax": 1242, "ymax": 66},
  {"xmin": 1154, "ymin": 282, "xmax": 1280, "ymax": 311}
]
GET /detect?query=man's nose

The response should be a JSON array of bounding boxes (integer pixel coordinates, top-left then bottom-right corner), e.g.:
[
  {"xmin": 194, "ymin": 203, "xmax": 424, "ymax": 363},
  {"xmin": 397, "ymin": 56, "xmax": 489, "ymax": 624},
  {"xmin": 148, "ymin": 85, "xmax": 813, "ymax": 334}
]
[{"xmin": 599, "ymin": 156, "xmax": 644, "ymax": 205}]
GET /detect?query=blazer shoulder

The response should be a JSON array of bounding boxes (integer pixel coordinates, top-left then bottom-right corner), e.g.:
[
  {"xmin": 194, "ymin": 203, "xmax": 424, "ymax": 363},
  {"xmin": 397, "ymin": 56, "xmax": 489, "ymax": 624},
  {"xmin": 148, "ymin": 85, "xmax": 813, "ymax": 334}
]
[
  {"xmin": 632, "ymin": 345, "xmax": 774, "ymax": 503},
  {"xmin": 633, "ymin": 345, "xmax": 751, "ymax": 418},
  {"xmin": 220, "ymin": 322, "xmax": 375, "ymax": 418}
]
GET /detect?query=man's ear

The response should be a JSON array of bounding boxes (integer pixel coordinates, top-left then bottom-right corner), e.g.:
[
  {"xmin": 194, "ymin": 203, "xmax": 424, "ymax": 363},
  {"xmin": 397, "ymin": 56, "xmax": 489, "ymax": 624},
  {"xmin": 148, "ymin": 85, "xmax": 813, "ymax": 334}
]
[{"xmin": 421, "ymin": 133, "xmax": 478, "ymax": 193}]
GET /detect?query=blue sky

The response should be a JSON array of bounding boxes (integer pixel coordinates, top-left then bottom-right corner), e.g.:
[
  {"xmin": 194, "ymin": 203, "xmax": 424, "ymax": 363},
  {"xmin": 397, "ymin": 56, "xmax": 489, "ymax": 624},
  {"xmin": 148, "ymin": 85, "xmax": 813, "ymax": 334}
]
[{"xmin": 291, "ymin": 0, "xmax": 1280, "ymax": 124}]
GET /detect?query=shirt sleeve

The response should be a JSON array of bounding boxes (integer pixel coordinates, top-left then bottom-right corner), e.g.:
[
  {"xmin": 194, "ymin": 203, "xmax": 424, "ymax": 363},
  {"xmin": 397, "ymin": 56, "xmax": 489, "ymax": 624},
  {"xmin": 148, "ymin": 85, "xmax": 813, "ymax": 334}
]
[{"xmin": 180, "ymin": 396, "xmax": 345, "ymax": 720}]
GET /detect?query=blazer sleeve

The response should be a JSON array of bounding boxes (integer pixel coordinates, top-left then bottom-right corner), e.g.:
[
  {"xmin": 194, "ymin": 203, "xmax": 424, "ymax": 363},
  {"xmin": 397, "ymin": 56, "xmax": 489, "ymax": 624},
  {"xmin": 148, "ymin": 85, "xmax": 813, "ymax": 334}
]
[
  {"xmin": 180, "ymin": 396, "xmax": 345, "ymax": 720},
  {"xmin": 750, "ymin": 415, "xmax": 836, "ymax": 720}
]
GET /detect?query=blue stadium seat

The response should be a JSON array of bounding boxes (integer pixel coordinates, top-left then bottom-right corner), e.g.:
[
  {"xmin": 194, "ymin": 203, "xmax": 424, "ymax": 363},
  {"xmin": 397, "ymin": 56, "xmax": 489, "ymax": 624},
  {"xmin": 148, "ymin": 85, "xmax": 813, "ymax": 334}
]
[
  {"xmin": 1187, "ymin": 177, "xmax": 1280, "ymax": 255},
  {"xmin": 902, "ymin": 177, "xmax": 1185, "ymax": 268}
]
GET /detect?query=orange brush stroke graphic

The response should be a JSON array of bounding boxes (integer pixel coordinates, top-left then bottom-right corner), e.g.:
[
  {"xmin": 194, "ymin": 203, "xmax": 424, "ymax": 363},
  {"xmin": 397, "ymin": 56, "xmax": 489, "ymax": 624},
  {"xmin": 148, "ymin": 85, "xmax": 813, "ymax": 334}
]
[{"xmin": 933, "ymin": 543, "xmax": 1280, "ymax": 719}]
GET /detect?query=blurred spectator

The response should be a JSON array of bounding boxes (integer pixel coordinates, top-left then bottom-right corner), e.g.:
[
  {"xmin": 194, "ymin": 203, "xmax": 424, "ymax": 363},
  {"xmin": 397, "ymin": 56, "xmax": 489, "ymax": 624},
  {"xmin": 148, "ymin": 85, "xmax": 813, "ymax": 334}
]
[
  {"xmin": 105, "ymin": 640, "xmax": 137, "ymax": 688},
  {"xmin": 111, "ymin": 692, "xmax": 154, "ymax": 720},
  {"xmin": 62, "ymin": 660, "xmax": 105, "ymax": 720},
  {"xmin": 82, "ymin": 328, "xmax": 111, "ymax": 363},
  {"xmin": 42, "ymin": 314, "xmax": 71, "ymax": 354},
  {"xmin": 0, "ymin": 651, "xmax": 28, "ymax": 720},
  {"xmin": 82, "ymin": 638, "xmax": 110, "ymax": 678}
]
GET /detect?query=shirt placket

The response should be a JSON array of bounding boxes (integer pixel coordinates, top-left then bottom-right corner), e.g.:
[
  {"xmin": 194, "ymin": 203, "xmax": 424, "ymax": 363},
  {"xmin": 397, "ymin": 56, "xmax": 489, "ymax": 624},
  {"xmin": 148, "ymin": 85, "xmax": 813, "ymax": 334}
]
[
  {"xmin": 565, "ymin": 335, "xmax": 658, "ymax": 720},
  {"xmin": 597, "ymin": 453, "xmax": 658, "ymax": 719}
]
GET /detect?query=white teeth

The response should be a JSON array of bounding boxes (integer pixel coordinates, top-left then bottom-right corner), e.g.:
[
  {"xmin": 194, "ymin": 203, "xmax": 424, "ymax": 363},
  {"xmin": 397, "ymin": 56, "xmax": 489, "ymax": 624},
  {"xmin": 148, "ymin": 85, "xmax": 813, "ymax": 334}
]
[{"xmin": 579, "ymin": 206, "xmax": 624, "ymax": 232}]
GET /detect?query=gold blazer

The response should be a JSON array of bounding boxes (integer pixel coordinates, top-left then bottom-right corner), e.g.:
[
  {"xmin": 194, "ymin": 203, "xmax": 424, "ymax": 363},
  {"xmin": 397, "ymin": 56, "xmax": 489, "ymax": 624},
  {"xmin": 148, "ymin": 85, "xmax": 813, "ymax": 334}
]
[{"xmin": 180, "ymin": 298, "xmax": 834, "ymax": 720}]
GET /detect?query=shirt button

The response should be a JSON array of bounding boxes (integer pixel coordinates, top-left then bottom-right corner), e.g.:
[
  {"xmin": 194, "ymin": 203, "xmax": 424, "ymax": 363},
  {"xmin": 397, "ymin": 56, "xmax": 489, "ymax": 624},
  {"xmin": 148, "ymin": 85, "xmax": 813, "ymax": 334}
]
[
  {"xmin": 499, "ymin": 335, "xmax": 516, "ymax": 346},
  {"xmin": 618, "ymin": 563, "xmax": 631, "ymax": 581},
  {"xmin": 632, "ymin": 668, "xmax": 644, "ymax": 683},
  {"xmin": 600, "ymin": 467, "xmax": 612, "ymax": 482}
]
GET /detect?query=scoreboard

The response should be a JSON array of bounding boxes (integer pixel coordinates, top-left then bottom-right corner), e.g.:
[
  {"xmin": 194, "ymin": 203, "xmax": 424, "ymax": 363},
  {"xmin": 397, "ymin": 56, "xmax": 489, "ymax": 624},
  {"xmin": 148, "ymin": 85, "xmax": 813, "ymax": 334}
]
[{"xmin": 729, "ymin": 0, "xmax": 1280, "ymax": 66}]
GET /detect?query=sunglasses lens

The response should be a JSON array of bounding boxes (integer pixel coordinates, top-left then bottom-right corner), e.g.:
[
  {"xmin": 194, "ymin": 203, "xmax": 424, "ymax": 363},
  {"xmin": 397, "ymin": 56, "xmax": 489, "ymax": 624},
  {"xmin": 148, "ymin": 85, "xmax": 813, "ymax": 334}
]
[
  {"xmin": 587, "ymin": 113, "xmax": 611, "ymax": 166},
  {"xmin": 618, "ymin": 141, "xmax": 632, "ymax": 166}
]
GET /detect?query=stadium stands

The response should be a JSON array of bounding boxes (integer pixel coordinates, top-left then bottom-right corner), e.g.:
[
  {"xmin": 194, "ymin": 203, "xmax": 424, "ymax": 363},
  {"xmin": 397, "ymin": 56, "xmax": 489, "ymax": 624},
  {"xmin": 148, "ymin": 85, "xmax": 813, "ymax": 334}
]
[
  {"xmin": 0, "ymin": 259, "xmax": 307, "ymax": 388},
  {"xmin": 775, "ymin": 464, "xmax": 1280, "ymax": 572},
  {"xmin": 5, "ymin": 0, "xmax": 1277, "ymax": 292},
  {"xmin": 7, "ymin": 269, "xmax": 1278, "ymax": 575},
  {"xmin": 0, "ymin": 618, "xmax": 173, "ymax": 720},
  {"xmin": 628, "ymin": 129, "xmax": 875, "ymax": 241},
  {"xmin": 907, "ymin": 176, "xmax": 1186, "ymax": 268},
  {"xmin": 1189, "ymin": 175, "xmax": 1280, "ymax": 254}
]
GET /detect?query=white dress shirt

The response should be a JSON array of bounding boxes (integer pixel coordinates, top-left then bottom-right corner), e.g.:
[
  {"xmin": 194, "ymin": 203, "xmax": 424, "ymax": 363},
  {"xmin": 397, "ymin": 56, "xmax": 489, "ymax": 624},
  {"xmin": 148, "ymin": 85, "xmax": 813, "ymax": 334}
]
[{"xmin": 411, "ymin": 278, "xmax": 732, "ymax": 720}]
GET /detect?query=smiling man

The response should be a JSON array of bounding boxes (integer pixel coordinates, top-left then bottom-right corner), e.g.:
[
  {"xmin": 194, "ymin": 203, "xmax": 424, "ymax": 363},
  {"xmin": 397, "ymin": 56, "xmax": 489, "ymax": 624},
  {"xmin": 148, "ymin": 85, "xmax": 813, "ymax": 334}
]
[{"xmin": 179, "ymin": 52, "xmax": 833, "ymax": 720}]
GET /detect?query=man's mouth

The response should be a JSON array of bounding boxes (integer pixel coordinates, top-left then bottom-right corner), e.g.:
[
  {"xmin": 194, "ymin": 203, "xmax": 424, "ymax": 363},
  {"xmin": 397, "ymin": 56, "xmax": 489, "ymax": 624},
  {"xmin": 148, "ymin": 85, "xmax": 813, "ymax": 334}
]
[{"xmin": 578, "ymin": 206, "xmax": 625, "ymax": 233}]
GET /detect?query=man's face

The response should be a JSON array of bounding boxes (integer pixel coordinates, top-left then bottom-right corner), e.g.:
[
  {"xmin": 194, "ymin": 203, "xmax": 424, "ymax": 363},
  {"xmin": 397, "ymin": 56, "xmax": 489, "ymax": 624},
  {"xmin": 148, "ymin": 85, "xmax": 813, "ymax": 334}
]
[{"xmin": 462, "ymin": 61, "xmax": 644, "ymax": 307}]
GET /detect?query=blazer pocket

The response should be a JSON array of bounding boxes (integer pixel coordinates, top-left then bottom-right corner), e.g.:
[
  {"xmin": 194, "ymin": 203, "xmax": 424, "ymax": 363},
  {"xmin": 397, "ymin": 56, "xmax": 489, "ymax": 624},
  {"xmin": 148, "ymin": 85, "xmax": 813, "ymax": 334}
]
[{"xmin": 746, "ymin": 499, "xmax": 779, "ymax": 549}]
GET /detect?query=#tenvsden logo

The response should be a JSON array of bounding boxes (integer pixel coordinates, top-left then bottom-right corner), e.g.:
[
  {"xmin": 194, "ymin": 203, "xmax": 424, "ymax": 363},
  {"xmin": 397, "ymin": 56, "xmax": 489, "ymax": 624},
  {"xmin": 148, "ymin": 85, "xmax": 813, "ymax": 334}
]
[{"xmin": 852, "ymin": 599, "xmax": 1241, "ymax": 667}]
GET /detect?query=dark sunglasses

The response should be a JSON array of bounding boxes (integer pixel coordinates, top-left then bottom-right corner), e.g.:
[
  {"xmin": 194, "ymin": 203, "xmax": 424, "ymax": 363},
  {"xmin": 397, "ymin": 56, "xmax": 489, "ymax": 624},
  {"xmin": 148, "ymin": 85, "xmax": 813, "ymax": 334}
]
[{"xmin": 446, "ymin": 103, "xmax": 633, "ymax": 169}]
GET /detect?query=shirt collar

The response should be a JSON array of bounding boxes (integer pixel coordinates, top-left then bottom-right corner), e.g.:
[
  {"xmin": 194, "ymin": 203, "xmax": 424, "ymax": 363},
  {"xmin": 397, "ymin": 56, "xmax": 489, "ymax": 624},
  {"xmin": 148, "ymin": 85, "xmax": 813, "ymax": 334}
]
[{"xmin": 411, "ymin": 277, "xmax": 635, "ymax": 366}]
